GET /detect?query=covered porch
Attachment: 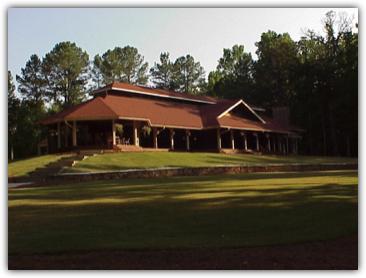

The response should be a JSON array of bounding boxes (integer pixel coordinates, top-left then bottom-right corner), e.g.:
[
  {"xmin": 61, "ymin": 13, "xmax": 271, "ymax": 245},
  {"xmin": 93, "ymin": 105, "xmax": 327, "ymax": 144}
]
[{"xmin": 43, "ymin": 118, "xmax": 300, "ymax": 155}]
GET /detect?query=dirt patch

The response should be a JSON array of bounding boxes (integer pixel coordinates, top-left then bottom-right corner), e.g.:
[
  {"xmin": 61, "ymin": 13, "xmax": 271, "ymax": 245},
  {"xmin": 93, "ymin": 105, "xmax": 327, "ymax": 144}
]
[{"xmin": 8, "ymin": 234, "xmax": 357, "ymax": 270}]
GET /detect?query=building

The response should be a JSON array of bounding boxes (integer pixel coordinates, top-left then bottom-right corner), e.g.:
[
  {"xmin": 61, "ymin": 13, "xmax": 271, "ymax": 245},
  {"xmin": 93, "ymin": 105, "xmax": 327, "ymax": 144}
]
[{"xmin": 36, "ymin": 82, "xmax": 303, "ymax": 154}]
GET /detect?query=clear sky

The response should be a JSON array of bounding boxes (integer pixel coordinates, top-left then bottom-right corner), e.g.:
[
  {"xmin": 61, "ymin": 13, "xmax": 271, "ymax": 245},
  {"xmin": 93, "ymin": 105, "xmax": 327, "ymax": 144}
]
[{"xmin": 7, "ymin": 4, "xmax": 358, "ymax": 82}]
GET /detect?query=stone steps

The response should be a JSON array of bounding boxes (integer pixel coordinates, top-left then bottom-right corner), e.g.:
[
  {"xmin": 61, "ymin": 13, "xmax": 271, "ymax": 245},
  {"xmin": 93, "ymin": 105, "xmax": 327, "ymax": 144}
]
[
  {"xmin": 18, "ymin": 154, "xmax": 89, "ymax": 183},
  {"xmin": 115, "ymin": 144, "xmax": 144, "ymax": 152}
]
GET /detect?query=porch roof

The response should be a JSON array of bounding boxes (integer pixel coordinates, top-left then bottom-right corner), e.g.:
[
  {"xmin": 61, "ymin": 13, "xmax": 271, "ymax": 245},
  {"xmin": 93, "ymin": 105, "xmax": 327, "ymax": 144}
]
[{"xmin": 37, "ymin": 87, "xmax": 301, "ymax": 135}]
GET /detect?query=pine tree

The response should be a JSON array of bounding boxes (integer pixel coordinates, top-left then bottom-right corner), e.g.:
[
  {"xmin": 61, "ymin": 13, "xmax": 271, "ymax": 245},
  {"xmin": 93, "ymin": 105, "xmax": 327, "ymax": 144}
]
[
  {"xmin": 43, "ymin": 41, "xmax": 89, "ymax": 108},
  {"xmin": 95, "ymin": 46, "xmax": 149, "ymax": 86},
  {"xmin": 150, "ymin": 52, "xmax": 175, "ymax": 90}
]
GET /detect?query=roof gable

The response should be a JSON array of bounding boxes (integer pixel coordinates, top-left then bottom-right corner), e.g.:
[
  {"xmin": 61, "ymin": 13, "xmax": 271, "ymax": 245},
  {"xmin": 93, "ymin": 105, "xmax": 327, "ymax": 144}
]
[{"xmin": 216, "ymin": 100, "xmax": 266, "ymax": 124}]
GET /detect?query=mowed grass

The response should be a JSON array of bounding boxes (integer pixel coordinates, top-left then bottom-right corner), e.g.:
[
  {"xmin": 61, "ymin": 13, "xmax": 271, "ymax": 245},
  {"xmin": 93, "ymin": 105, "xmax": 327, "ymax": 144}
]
[
  {"xmin": 8, "ymin": 170, "xmax": 358, "ymax": 254},
  {"xmin": 8, "ymin": 154, "xmax": 72, "ymax": 177},
  {"xmin": 66, "ymin": 152, "xmax": 358, "ymax": 173}
]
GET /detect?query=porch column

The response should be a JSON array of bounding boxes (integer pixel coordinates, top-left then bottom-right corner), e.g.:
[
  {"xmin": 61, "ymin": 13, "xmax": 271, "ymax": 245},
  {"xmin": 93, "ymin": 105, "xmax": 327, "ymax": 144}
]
[
  {"xmin": 241, "ymin": 132, "xmax": 247, "ymax": 150},
  {"xmin": 286, "ymin": 136, "xmax": 289, "ymax": 154},
  {"xmin": 153, "ymin": 128, "xmax": 158, "ymax": 149},
  {"xmin": 72, "ymin": 120, "xmax": 77, "ymax": 147},
  {"xmin": 217, "ymin": 129, "xmax": 222, "ymax": 150},
  {"xmin": 230, "ymin": 130, "xmax": 235, "ymax": 149},
  {"xmin": 186, "ymin": 130, "xmax": 190, "ymax": 151},
  {"xmin": 57, "ymin": 122, "xmax": 61, "ymax": 148},
  {"xmin": 254, "ymin": 133, "xmax": 259, "ymax": 151},
  {"xmin": 280, "ymin": 139, "xmax": 282, "ymax": 153},
  {"xmin": 266, "ymin": 134, "xmax": 271, "ymax": 151},
  {"xmin": 112, "ymin": 119, "xmax": 116, "ymax": 145},
  {"xmin": 170, "ymin": 129, "xmax": 175, "ymax": 150},
  {"xmin": 295, "ymin": 138, "xmax": 298, "ymax": 155},
  {"xmin": 133, "ymin": 121, "xmax": 139, "ymax": 146}
]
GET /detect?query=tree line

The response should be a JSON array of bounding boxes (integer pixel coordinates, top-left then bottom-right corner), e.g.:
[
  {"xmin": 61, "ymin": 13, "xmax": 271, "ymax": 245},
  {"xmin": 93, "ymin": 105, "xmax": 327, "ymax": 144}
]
[{"xmin": 8, "ymin": 11, "xmax": 358, "ymax": 158}]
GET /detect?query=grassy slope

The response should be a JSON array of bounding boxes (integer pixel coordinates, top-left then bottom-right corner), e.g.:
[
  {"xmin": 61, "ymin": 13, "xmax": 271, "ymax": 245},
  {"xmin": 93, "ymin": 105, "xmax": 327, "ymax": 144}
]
[
  {"xmin": 8, "ymin": 170, "xmax": 358, "ymax": 254},
  {"xmin": 8, "ymin": 155, "xmax": 72, "ymax": 177},
  {"xmin": 67, "ymin": 152, "xmax": 358, "ymax": 173},
  {"xmin": 8, "ymin": 152, "xmax": 358, "ymax": 177}
]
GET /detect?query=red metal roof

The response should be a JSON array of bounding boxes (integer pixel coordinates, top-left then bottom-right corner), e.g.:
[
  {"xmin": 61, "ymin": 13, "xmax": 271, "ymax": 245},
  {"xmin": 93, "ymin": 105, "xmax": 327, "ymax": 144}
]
[
  {"xmin": 91, "ymin": 82, "xmax": 226, "ymax": 104},
  {"xmin": 37, "ymin": 82, "xmax": 300, "ymax": 135}
]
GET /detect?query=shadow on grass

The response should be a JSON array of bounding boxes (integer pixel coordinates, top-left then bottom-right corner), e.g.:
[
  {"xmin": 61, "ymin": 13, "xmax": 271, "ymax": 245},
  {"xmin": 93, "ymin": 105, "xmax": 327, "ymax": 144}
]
[
  {"xmin": 8, "ymin": 171, "xmax": 358, "ymax": 254},
  {"xmin": 67, "ymin": 153, "xmax": 358, "ymax": 173}
]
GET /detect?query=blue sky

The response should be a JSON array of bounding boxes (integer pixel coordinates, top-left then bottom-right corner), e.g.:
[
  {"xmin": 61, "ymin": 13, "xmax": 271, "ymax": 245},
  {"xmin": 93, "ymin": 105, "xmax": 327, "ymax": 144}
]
[{"xmin": 7, "ymin": 6, "xmax": 358, "ymax": 82}]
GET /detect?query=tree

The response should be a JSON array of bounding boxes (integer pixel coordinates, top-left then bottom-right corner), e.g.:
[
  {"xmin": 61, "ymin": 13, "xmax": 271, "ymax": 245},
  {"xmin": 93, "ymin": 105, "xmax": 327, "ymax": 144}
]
[
  {"xmin": 16, "ymin": 54, "xmax": 46, "ymax": 120},
  {"xmin": 88, "ymin": 54, "xmax": 104, "ymax": 91},
  {"xmin": 208, "ymin": 45, "xmax": 254, "ymax": 100},
  {"xmin": 43, "ymin": 41, "xmax": 89, "ymax": 108},
  {"xmin": 253, "ymin": 31, "xmax": 300, "ymax": 111},
  {"xmin": 217, "ymin": 45, "xmax": 253, "ymax": 81},
  {"xmin": 294, "ymin": 11, "xmax": 357, "ymax": 157},
  {"xmin": 150, "ymin": 52, "xmax": 175, "ymax": 90},
  {"xmin": 95, "ymin": 46, "xmax": 149, "ymax": 86},
  {"xmin": 8, "ymin": 71, "xmax": 19, "ymax": 160},
  {"xmin": 172, "ymin": 55, "xmax": 206, "ymax": 94},
  {"xmin": 8, "ymin": 71, "xmax": 43, "ymax": 159}
]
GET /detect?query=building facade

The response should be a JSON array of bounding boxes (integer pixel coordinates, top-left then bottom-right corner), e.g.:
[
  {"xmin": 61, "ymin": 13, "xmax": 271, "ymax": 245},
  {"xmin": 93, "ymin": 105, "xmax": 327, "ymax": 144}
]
[{"xmin": 37, "ymin": 82, "xmax": 303, "ymax": 154}]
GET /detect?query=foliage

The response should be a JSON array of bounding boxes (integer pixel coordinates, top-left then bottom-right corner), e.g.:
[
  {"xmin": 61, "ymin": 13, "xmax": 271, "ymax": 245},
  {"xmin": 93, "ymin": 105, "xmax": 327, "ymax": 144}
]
[
  {"xmin": 8, "ymin": 71, "xmax": 19, "ymax": 159},
  {"xmin": 149, "ymin": 52, "xmax": 175, "ymax": 90},
  {"xmin": 207, "ymin": 11, "xmax": 357, "ymax": 157},
  {"xmin": 15, "ymin": 54, "xmax": 46, "ymax": 119},
  {"xmin": 150, "ymin": 53, "xmax": 207, "ymax": 94},
  {"xmin": 93, "ymin": 46, "xmax": 149, "ymax": 86},
  {"xmin": 172, "ymin": 54, "xmax": 206, "ymax": 94},
  {"xmin": 42, "ymin": 41, "xmax": 89, "ymax": 109},
  {"xmin": 207, "ymin": 45, "xmax": 255, "ymax": 100},
  {"xmin": 253, "ymin": 31, "xmax": 300, "ymax": 109},
  {"xmin": 141, "ymin": 125, "xmax": 152, "ymax": 137}
]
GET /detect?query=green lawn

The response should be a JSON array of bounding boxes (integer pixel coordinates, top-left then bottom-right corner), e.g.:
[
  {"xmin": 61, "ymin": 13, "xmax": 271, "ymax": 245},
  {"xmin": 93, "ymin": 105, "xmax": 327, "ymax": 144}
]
[
  {"xmin": 8, "ymin": 152, "xmax": 358, "ymax": 177},
  {"xmin": 8, "ymin": 170, "xmax": 358, "ymax": 254},
  {"xmin": 66, "ymin": 152, "xmax": 358, "ymax": 173},
  {"xmin": 8, "ymin": 154, "xmax": 72, "ymax": 177}
]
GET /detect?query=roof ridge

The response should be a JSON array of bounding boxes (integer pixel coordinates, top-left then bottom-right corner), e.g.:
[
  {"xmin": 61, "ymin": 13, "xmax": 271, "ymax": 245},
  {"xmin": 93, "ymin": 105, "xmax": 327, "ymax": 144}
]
[{"xmin": 91, "ymin": 82, "xmax": 223, "ymax": 105}]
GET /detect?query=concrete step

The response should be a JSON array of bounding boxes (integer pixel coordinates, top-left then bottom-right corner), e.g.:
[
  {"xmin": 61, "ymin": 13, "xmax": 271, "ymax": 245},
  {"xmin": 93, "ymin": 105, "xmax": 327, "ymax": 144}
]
[
  {"xmin": 116, "ymin": 145, "xmax": 144, "ymax": 152},
  {"xmin": 78, "ymin": 150, "xmax": 103, "ymax": 156}
]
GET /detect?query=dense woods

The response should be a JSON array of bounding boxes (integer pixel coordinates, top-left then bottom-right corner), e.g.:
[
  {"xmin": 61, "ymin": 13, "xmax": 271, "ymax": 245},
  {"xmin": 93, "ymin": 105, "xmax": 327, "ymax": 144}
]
[{"xmin": 8, "ymin": 11, "xmax": 358, "ymax": 158}]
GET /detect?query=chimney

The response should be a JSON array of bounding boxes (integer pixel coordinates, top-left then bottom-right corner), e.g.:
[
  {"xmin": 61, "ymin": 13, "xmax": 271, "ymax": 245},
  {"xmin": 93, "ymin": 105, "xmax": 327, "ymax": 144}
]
[{"xmin": 272, "ymin": 106, "xmax": 290, "ymax": 125}]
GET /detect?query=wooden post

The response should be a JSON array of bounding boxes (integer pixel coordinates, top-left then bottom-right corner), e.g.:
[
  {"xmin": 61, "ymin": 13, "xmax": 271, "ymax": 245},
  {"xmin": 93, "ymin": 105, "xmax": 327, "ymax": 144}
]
[
  {"xmin": 254, "ymin": 133, "xmax": 259, "ymax": 151},
  {"xmin": 230, "ymin": 130, "xmax": 235, "ymax": 149},
  {"xmin": 295, "ymin": 138, "xmax": 298, "ymax": 155},
  {"xmin": 243, "ymin": 132, "xmax": 247, "ymax": 150},
  {"xmin": 217, "ymin": 128, "xmax": 221, "ymax": 150},
  {"xmin": 112, "ymin": 119, "xmax": 116, "ymax": 145},
  {"xmin": 57, "ymin": 122, "xmax": 61, "ymax": 149},
  {"xmin": 10, "ymin": 145, "xmax": 14, "ymax": 160},
  {"xmin": 186, "ymin": 130, "xmax": 190, "ymax": 151},
  {"xmin": 153, "ymin": 128, "xmax": 158, "ymax": 149},
  {"xmin": 278, "ymin": 137, "xmax": 282, "ymax": 152},
  {"xmin": 72, "ymin": 120, "xmax": 77, "ymax": 147},
  {"xmin": 133, "ymin": 121, "xmax": 139, "ymax": 146},
  {"xmin": 170, "ymin": 129, "xmax": 175, "ymax": 150}
]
